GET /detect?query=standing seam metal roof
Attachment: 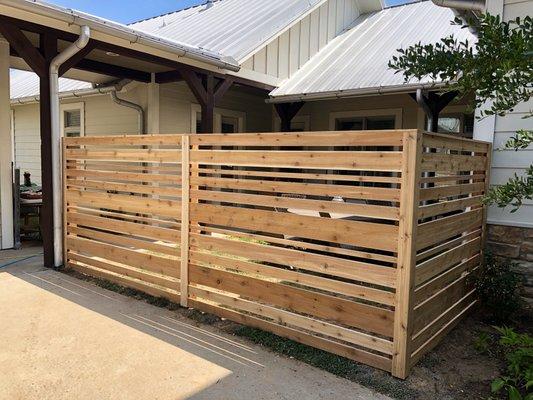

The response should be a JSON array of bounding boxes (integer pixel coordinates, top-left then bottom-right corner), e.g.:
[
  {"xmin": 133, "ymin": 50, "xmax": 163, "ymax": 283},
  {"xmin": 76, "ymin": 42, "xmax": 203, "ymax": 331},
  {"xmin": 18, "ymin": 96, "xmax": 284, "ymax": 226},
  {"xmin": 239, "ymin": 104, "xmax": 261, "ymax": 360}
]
[
  {"xmin": 269, "ymin": 1, "xmax": 476, "ymax": 101},
  {"xmin": 130, "ymin": 0, "xmax": 325, "ymax": 63}
]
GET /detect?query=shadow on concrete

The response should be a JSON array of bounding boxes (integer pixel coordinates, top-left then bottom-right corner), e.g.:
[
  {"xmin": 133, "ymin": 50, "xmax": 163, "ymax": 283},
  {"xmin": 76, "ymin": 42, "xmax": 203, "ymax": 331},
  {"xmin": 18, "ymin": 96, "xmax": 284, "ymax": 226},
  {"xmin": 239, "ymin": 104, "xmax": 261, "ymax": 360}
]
[{"xmin": 0, "ymin": 251, "xmax": 384, "ymax": 400}]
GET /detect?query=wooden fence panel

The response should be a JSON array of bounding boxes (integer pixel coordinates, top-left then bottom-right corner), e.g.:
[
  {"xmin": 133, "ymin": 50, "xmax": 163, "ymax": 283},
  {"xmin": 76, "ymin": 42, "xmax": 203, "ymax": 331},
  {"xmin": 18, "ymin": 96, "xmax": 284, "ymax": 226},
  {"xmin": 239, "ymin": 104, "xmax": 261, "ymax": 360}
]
[
  {"xmin": 408, "ymin": 133, "xmax": 491, "ymax": 370},
  {"xmin": 62, "ymin": 130, "xmax": 491, "ymax": 379},
  {"xmin": 63, "ymin": 136, "xmax": 184, "ymax": 302}
]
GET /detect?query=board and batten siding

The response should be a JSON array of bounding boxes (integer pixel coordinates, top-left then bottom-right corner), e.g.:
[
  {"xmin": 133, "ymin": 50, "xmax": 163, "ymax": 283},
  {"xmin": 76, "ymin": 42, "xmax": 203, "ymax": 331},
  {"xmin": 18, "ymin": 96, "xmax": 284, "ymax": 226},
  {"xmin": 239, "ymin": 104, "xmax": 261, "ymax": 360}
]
[
  {"xmin": 241, "ymin": 0, "xmax": 361, "ymax": 80},
  {"xmin": 475, "ymin": 0, "xmax": 533, "ymax": 229}
]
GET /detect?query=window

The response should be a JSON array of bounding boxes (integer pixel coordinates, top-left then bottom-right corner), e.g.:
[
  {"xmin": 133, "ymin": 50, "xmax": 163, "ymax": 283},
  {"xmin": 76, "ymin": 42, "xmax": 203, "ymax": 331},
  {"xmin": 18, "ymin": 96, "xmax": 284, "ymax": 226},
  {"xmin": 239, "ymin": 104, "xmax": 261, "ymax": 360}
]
[
  {"xmin": 335, "ymin": 115, "xmax": 395, "ymax": 131},
  {"xmin": 329, "ymin": 109, "xmax": 402, "ymax": 131},
  {"xmin": 61, "ymin": 103, "xmax": 84, "ymax": 137},
  {"xmin": 425, "ymin": 113, "xmax": 474, "ymax": 138},
  {"xmin": 191, "ymin": 104, "xmax": 245, "ymax": 133}
]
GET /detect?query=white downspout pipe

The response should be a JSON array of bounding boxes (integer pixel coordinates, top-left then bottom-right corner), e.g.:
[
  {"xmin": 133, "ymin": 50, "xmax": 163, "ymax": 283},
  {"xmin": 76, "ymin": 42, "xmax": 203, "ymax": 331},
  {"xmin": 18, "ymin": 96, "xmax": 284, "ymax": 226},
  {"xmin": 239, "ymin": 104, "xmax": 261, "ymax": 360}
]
[
  {"xmin": 50, "ymin": 25, "xmax": 90, "ymax": 268},
  {"xmin": 110, "ymin": 91, "xmax": 145, "ymax": 134}
]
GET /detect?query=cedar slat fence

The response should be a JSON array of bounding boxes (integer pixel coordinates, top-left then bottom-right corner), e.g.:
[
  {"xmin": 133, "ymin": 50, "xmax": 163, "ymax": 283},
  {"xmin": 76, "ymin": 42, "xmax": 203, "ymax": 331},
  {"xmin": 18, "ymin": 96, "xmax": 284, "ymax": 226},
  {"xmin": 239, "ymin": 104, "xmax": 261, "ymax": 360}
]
[{"xmin": 62, "ymin": 130, "xmax": 491, "ymax": 378}]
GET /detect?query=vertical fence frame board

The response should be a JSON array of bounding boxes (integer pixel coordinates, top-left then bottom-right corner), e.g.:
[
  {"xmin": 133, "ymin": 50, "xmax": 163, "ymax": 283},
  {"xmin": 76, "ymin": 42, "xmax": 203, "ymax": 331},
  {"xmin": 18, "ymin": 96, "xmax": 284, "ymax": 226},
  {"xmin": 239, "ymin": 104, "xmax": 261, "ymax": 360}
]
[
  {"xmin": 392, "ymin": 130, "xmax": 423, "ymax": 379},
  {"xmin": 180, "ymin": 135, "xmax": 190, "ymax": 307},
  {"xmin": 62, "ymin": 139, "xmax": 67, "ymax": 267},
  {"xmin": 480, "ymin": 143, "xmax": 492, "ymax": 249}
]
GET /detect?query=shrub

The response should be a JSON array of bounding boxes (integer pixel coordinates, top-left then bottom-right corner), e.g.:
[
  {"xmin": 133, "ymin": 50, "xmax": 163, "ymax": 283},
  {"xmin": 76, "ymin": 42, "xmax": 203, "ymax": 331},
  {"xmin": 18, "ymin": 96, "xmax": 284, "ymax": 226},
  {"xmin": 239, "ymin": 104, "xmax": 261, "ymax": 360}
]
[
  {"xmin": 473, "ymin": 252, "xmax": 523, "ymax": 323},
  {"xmin": 490, "ymin": 327, "xmax": 533, "ymax": 400}
]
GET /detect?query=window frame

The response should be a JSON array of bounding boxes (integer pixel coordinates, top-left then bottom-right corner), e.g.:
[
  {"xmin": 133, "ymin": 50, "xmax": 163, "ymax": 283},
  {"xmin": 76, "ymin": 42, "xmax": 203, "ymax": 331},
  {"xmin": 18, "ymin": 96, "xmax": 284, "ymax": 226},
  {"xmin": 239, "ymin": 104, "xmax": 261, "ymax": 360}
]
[
  {"xmin": 328, "ymin": 108, "xmax": 403, "ymax": 131},
  {"xmin": 190, "ymin": 104, "xmax": 246, "ymax": 133},
  {"xmin": 60, "ymin": 102, "xmax": 85, "ymax": 138}
]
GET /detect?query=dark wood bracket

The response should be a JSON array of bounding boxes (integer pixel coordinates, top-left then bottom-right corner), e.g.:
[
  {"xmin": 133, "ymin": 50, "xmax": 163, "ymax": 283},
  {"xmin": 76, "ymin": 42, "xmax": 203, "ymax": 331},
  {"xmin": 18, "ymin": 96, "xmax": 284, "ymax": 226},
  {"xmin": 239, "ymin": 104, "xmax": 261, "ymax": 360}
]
[{"xmin": 274, "ymin": 102, "xmax": 305, "ymax": 132}]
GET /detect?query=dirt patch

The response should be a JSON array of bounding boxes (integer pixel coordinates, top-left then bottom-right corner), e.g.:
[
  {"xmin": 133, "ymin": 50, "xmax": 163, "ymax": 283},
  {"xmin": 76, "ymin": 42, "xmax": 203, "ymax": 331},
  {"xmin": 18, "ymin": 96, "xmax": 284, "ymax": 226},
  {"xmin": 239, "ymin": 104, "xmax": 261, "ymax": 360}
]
[{"xmin": 64, "ymin": 269, "xmax": 520, "ymax": 400}]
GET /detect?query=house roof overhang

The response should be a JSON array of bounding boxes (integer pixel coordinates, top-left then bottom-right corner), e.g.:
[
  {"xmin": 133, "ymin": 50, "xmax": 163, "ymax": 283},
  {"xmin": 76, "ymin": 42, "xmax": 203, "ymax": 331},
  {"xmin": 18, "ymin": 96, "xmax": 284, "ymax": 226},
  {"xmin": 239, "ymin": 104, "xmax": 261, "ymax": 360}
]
[{"xmin": 0, "ymin": 0, "xmax": 241, "ymax": 74}]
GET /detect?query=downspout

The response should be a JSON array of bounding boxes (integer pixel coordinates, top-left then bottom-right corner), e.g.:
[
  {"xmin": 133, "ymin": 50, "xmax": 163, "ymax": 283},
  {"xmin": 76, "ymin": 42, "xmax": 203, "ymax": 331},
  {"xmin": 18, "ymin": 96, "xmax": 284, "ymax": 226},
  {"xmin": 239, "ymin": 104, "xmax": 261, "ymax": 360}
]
[
  {"xmin": 431, "ymin": 0, "xmax": 485, "ymax": 11},
  {"xmin": 50, "ymin": 25, "xmax": 90, "ymax": 268},
  {"xmin": 431, "ymin": 0, "xmax": 486, "ymax": 33},
  {"xmin": 110, "ymin": 90, "xmax": 145, "ymax": 134}
]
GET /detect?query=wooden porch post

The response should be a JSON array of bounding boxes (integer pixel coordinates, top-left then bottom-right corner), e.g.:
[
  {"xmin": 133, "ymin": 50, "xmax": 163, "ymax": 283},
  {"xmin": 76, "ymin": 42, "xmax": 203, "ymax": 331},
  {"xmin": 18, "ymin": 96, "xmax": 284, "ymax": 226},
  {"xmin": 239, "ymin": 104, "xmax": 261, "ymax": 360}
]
[
  {"xmin": 180, "ymin": 69, "xmax": 234, "ymax": 133},
  {"xmin": 274, "ymin": 102, "xmax": 305, "ymax": 132},
  {"xmin": 38, "ymin": 33, "xmax": 57, "ymax": 268}
]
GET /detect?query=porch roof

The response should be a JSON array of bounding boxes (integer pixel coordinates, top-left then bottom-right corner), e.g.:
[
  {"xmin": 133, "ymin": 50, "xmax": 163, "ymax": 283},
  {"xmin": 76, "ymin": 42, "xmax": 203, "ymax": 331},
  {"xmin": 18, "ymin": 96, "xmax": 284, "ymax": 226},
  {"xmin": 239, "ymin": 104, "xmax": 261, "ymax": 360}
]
[
  {"xmin": 10, "ymin": 69, "xmax": 92, "ymax": 103},
  {"xmin": 268, "ymin": 1, "xmax": 476, "ymax": 103}
]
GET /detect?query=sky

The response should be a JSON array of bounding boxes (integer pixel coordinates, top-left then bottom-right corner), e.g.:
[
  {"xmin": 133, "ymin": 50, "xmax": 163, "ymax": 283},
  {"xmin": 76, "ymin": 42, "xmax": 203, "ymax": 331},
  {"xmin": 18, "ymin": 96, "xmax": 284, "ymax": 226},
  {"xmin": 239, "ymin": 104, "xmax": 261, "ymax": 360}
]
[{"xmin": 45, "ymin": 0, "xmax": 410, "ymax": 25}]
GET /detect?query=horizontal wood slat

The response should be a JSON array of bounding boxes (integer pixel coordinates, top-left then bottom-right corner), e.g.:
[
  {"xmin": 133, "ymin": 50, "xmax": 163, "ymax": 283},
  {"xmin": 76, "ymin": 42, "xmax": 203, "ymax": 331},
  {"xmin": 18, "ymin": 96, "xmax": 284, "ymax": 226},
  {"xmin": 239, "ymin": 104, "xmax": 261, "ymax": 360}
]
[
  {"xmin": 189, "ymin": 233, "xmax": 396, "ymax": 287},
  {"xmin": 190, "ymin": 176, "xmax": 401, "ymax": 202},
  {"xmin": 189, "ymin": 299, "xmax": 392, "ymax": 372},
  {"xmin": 189, "ymin": 130, "xmax": 406, "ymax": 147},
  {"xmin": 191, "ymin": 203, "xmax": 398, "ymax": 252},
  {"xmin": 191, "ymin": 150, "xmax": 403, "ymax": 171},
  {"xmin": 416, "ymin": 209, "xmax": 483, "ymax": 250},
  {"xmin": 190, "ymin": 264, "xmax": 394, "ymax": 337},
  {"xmin": 66, "ymin": 189, "xmax": 181, "ymax": 218}
]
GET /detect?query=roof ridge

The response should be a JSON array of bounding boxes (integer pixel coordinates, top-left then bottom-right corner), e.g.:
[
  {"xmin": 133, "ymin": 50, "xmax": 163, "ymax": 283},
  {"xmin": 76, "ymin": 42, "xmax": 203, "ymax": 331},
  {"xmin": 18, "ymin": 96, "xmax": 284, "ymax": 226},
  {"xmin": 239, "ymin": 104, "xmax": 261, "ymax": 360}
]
[{"xmin": 128, "ymin": 0, "xmax": 224, "ymax": 26}]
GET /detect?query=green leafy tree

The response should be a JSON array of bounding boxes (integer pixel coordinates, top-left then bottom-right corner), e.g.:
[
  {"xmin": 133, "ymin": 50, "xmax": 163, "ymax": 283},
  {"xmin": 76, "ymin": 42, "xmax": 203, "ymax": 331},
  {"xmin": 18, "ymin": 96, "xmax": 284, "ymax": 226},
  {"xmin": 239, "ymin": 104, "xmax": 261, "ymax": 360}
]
[{"xmin": 389, "ymin": 14, "xmax": 532, "ymax": 211}]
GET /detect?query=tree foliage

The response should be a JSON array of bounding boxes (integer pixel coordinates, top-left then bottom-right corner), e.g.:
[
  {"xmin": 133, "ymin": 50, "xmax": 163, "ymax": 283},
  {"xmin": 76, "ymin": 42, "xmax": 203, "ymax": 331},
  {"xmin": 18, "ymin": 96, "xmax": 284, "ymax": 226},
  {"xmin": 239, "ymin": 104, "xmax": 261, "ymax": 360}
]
[{"xmin": 389, "ymin": 13, "xmax": 532, "ymax": 211}]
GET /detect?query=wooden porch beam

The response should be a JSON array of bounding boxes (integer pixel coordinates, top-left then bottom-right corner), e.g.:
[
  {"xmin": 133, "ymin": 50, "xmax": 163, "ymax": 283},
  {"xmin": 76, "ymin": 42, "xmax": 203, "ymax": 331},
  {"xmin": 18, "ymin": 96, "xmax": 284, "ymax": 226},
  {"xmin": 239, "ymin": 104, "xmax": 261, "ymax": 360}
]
[
  {"xmin": 73, "ymin": 59, "xmax": 151, "ymax": 82},
  {"xmin": 0, "ymin": 19, "xmax": 46, "ymax": 77},
  {"xmin": 11, "ymin": 48, "xmax": 152, "ymax": 82},
  {"xmin": 154, "ymin": 70, "xmax": 182, "ymax": 84},
  {"xmin": 58, "ymin": 39, "xmax": 98, "ymax": 76}
]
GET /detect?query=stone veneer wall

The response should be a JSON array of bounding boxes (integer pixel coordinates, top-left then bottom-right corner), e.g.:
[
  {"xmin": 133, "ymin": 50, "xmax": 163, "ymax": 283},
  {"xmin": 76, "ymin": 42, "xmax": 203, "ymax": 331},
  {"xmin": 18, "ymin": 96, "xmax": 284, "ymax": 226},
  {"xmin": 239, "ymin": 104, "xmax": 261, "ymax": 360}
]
[{"xmin": 487, "ymin": 224, "xmax": 533, "ymax": 305}]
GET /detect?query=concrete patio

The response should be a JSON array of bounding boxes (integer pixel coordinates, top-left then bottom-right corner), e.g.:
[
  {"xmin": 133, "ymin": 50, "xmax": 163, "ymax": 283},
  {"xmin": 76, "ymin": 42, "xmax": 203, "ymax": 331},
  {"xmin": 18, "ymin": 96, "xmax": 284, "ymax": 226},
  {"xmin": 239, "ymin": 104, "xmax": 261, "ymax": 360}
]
[{"xmin": 0, "ymin": 250, "xmax": 390, "ymax": 400}]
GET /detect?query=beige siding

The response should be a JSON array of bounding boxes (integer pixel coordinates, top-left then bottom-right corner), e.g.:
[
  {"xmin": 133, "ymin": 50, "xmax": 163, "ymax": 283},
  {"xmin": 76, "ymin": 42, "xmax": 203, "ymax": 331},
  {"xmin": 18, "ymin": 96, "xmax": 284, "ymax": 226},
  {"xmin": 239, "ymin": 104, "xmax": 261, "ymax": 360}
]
[
  {"xmin": 13, "ymin": 103, "xmax": 41, "ymax": 184},
  {"xmin": 12, "ymin": 85, "xmax": 147, "ymax": 185},
  {"xmin": 293, "ymin": 94, "xmax": 420, "ymax": 131},
  {"xmin": 159, "ymin": 81, "xmax": 273, "ymax": 133},
  {"xmin": 241, "ymin": 0, "xmax": 360, "ymax": 80}
]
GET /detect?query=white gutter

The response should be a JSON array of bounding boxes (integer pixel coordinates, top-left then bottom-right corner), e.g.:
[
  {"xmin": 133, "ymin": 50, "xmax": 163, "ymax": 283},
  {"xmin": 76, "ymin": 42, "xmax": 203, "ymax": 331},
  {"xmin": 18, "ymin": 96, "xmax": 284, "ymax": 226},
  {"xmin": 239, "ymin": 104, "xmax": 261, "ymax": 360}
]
[
  {"xmin": 10, "ymin": 83, "xmax": 122, "ymax": 105},
  {"xmin": 0, "ymin": 0, "xmax": 240, "ymax": 72},
  {"xmin": 266, "ymin": 81, "xmax": 447, "ymax": 103},
  {"xmin": 50, "ymin": 25, "xmax": 90, "ymax": 268}
]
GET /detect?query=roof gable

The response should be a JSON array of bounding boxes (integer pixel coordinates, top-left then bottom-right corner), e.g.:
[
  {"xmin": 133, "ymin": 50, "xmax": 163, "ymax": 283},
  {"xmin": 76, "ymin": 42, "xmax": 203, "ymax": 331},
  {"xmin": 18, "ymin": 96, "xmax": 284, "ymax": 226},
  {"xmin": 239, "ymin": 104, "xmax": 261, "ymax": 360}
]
[{"xmin": 269, "ymin": 1, "xmax": 476, "ymax": 101}]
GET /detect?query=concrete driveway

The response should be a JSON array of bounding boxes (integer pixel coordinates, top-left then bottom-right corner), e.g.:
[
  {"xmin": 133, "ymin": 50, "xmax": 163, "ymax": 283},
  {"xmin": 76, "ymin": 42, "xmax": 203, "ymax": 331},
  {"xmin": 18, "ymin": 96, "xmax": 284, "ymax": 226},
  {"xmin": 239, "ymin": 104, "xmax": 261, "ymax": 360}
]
[{"xmin": 0, "ymin": 250, "xmax": 390, "ymax": 400}]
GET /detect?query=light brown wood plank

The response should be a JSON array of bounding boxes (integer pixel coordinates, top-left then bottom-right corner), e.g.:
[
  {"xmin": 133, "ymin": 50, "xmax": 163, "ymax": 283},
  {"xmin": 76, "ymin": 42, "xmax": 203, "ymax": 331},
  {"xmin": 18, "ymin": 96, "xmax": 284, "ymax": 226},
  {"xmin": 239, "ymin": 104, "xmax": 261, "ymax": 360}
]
[
  {"xmin": 190, "ymin": 264, "xmax": 394, "ymax": 336},
  {"xmin": 191, "ymin": 203, "xmax": 398, "ymax": 252}
]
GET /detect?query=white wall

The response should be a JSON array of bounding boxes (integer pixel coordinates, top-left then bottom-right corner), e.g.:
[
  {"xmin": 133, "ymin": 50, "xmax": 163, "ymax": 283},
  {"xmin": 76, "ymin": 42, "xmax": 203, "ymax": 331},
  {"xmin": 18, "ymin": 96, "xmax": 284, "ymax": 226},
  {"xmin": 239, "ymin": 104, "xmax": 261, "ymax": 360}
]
[
  {"xmin": 474, "ymin": 0, "xmax": 533, "ymax": 228},
  {"xmin": 241, "ymin": 0, "xmax": 361, "ymax": 80}
]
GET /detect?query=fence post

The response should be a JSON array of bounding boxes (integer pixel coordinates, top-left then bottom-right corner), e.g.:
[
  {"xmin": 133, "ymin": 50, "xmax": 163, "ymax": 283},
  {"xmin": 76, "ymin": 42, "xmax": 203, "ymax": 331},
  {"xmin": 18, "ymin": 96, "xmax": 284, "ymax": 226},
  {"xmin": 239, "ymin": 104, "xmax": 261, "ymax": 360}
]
[
  {"xmin": 180, "ymin": 135, "xmax": 190, "ymax": 307},
  {"xmin": 392, "ymin": 130, "xmax": 423, "ymax": 379}
]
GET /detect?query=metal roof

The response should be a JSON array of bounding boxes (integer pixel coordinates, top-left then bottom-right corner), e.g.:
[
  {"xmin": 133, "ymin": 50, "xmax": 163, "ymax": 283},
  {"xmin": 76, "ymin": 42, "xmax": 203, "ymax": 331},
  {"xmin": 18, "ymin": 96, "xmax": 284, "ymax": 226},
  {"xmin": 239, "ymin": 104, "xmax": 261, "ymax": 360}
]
[
  {"xmin": 1, "ymin": 0, "xmax": 240, "ymax": 71},
  {"xmin": 130, "ymin": 0, "xmax": 325, "ymax": 63},
  {"xmin": 10, "ymin": 69, "xmax": 92, "ymax": 101},
  {"xmin": 268, "ymin": 1, "xmax": 477, "ymax": 102}
]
